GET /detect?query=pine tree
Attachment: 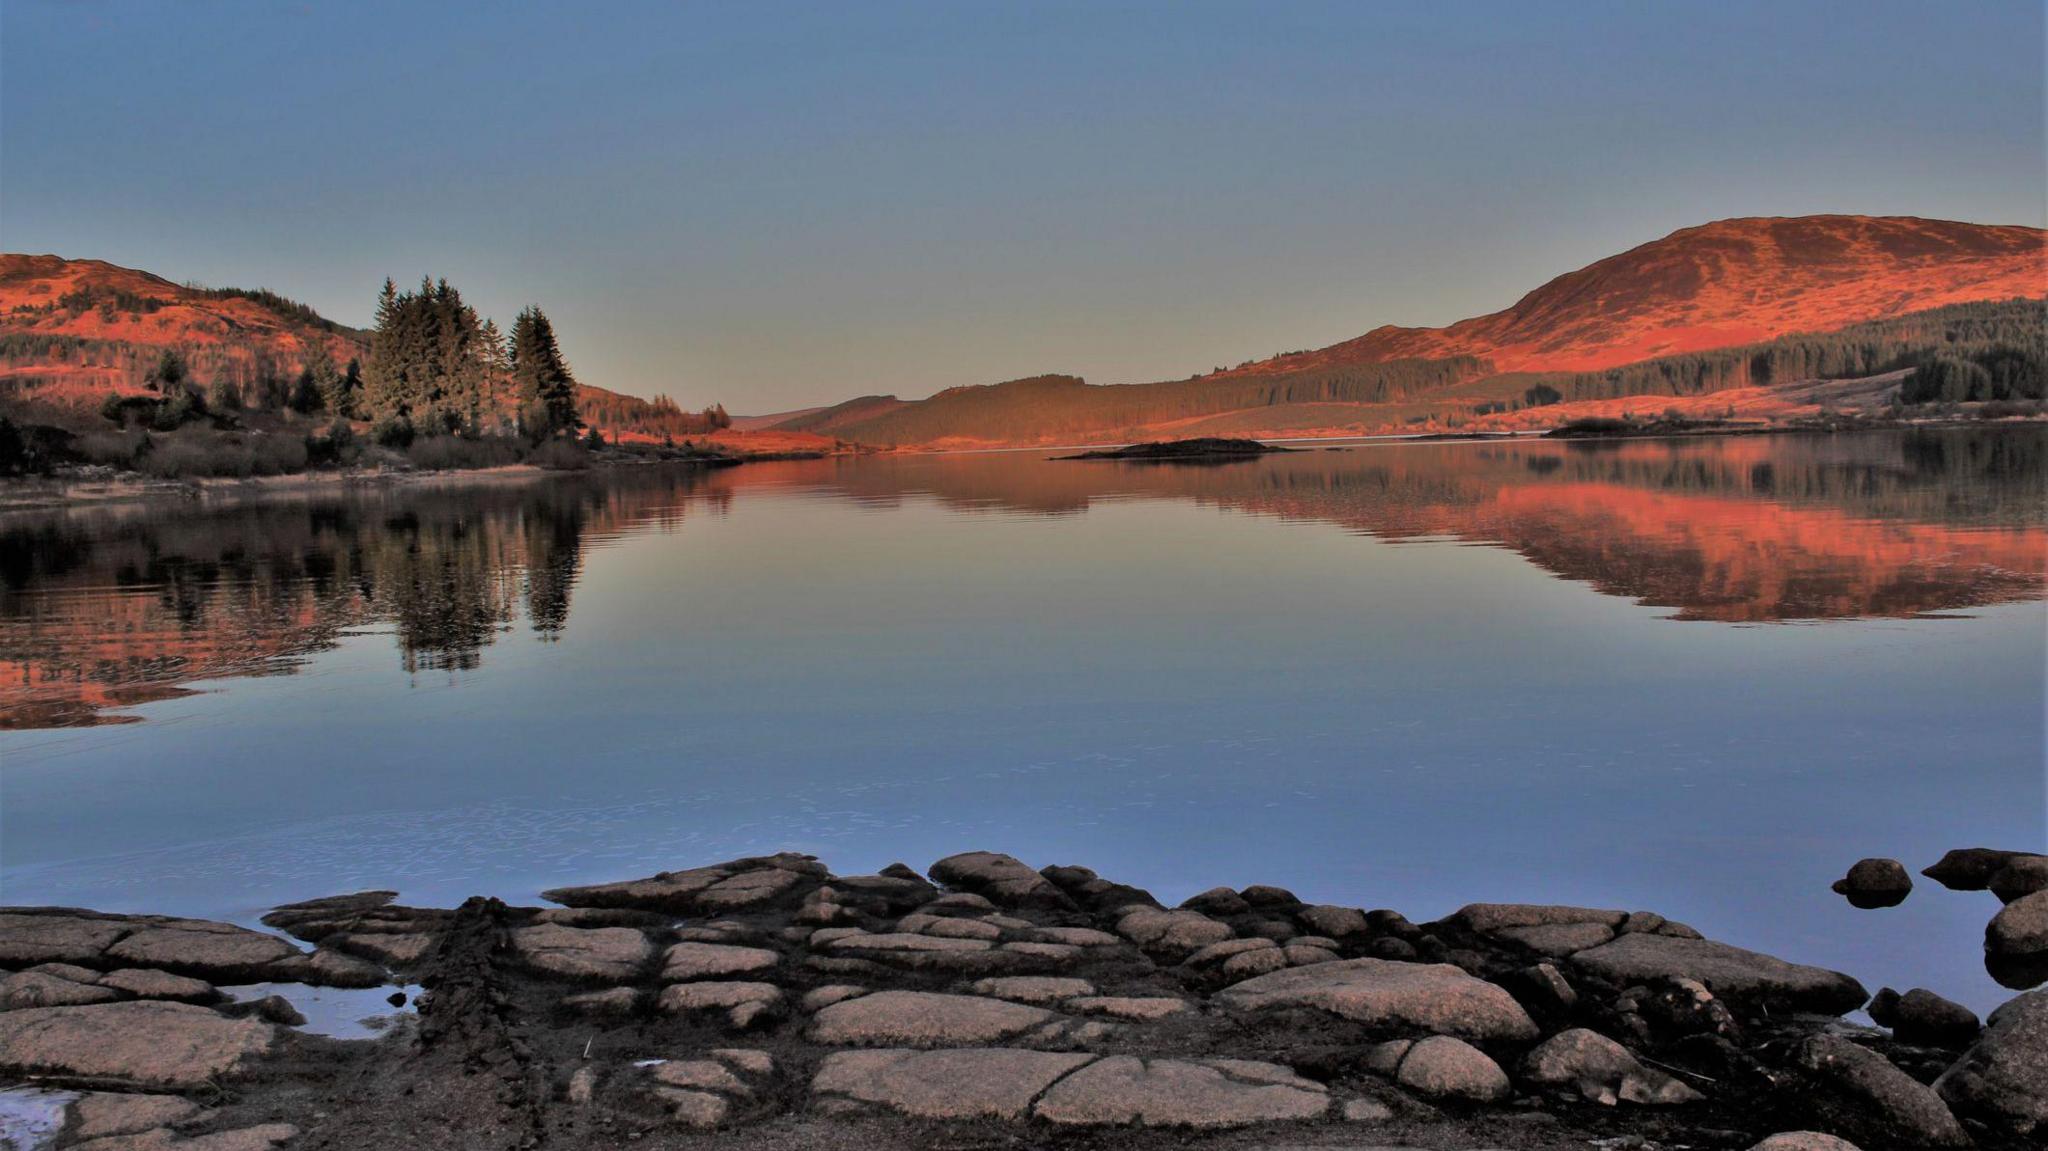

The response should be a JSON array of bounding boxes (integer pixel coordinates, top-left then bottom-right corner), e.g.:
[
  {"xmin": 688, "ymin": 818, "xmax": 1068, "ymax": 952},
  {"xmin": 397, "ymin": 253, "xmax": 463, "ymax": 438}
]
[{"xmin": 510, "ymin": 306, "xmax": 579, "ymax": 438}]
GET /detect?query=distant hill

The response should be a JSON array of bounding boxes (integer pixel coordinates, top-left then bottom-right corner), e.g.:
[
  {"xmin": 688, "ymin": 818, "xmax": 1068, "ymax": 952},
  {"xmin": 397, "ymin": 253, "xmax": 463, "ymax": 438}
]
[
  {"xmin": 759, "ymin": 215, "xmax": 2044, "ymax": 446},
  {"xmin": 0, "ymin": 254, "xmax": 715, "ymax": 441}
]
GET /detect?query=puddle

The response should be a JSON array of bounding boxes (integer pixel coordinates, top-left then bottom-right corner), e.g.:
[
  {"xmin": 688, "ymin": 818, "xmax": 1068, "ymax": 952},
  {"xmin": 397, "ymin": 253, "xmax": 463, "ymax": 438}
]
[
  {"xmin": 0, "ymin": 1087, "xmax": 76, "ymax": 1151},
  {"xmin": 221, "ymin": 982, "xmax": 422, "ymax": 1040}
]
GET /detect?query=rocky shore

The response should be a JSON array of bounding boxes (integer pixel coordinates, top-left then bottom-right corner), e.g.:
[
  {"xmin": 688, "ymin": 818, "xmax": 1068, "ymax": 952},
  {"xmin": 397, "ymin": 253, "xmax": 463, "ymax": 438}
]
[{"xmin": 0, "ymin": 849, "xmax": 2042, "ymax": 1151}]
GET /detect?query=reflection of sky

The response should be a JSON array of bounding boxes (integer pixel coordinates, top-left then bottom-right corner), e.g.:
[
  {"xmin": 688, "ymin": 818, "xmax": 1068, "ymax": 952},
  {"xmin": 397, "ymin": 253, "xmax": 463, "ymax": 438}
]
[{"xmin": 4, "ymin": 447, "xmax": 2044, "ymax": 1014}]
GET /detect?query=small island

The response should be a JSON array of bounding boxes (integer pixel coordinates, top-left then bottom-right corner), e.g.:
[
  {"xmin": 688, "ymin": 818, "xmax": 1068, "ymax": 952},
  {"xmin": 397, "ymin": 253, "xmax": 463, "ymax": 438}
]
[{"xmin": 1058, "ymin": 437, "xmax": 1291, "ymax": 461}]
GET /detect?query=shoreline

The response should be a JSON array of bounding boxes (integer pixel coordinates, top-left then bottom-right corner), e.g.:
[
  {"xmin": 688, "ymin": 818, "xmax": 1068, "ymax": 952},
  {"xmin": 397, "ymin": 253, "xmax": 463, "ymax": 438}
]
[{"xmin": 0, "ymin": 850, "xmax": 2038, "ymax": 1150}]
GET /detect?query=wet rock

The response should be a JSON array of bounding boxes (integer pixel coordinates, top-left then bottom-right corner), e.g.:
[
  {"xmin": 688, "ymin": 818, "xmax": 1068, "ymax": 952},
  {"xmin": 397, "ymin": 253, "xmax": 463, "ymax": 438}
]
[
  {"xmin": 813, "ymin": 1047, "xmax": 1094, "ymax": 1120},
  {"xmin": 810, "ymin": 990, "xmax": 1056, "ymax": 1046},
  {"xmin": 97, "ymin": 968, "xmax": 216, "ymax": 1003},
  {"xmin": 1571, "ymin": 933, "xmax": 1867, "ymax": 1015},
  {"xmin": 1447, "ymin": 903, "xmax": 1627, "ymax": 934},
  {"xmin": 1521, "ymin": 1028, "xmax": 1705, "ymax": 1105},
  {"xmin": 1750, "ymin": 1135, "xmax": 1864, "ymax": 1151},
  {"xmin": 1069, "ymin": 995, "xmax": 1188, "ymax": 1020},
  {"xmin": 1794, "ymin": 1034, "xmax": 1968, "ymax": 1148},
  {"xmin": 1830, "ymin": 859, "xmax": 1912, "ymax": 909},
  {"xmin": 66, "ymin": 1091, "xmax": 203, "ymax": 1140},
  {"xmin": 1297, "ymin": 904, "xmax": 1367, "ymax": 938},
  {"xmin": 1114, "ymin": 907, "xmax": 1234, "ymax": 961},
  {"xmin": 1923, "ymin": 847, "xmax": 2031, "ymax": 891},
  {"xmin": 0, "ymin": 1001, "xmax": 276, "ymax": 1089},
  {"xmin": 1033, "ymin": 1055, "xmax": 1328, "ymax": 1127},
  {"xmin": 928, "ymin": 852, "xmax": 1075, "ymax": 910},
  {"xmin": 1990, "ymin": 854, "xmax": 2048, "ymax": 903},
  {"xmin": 656, "ymin": 981, "xmax": 783, "ymax": 1028},
  {"xmin": 510, "ymin": 923, "xmax": 654, "ymax": 982},
  {"xmin": 1934, "ymin": 988, "xmax": 2047, "ymax": 1137},
  {"xmin": 660, "ymin": 941, "xmax": 780, "ymax": 981},
  {"xmin": 1380, "ymin": 1035, "xmax": 1510, "ymax": 1103},
  {"xmin": 1986, "ymin": 890, "xmax": 2048, "ymax": 989},
  {"xmin": 1866, "ymin": 987, "xmax": 1979, "ymax": 1048},
  {"xmin": 1217, "ymin": 957, "xmax": 1540, "ymax": 1041},
  {"xmin": 542, "ymin": 853, "xmax": 825, "ymax": 914},
  {"xmin": 0, "ymin": 968, "xmax": 119, "ymax": 1010},
  {"xmin": 970, "ymin": 976, "xmax": 1092, "ymax": 1004}
]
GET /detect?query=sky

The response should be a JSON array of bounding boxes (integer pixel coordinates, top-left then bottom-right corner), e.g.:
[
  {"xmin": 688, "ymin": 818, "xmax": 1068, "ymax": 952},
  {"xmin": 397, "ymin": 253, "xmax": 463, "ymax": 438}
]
[{"xmin": 3, "ymin": 2, "xmax": 2042, "ymax": 413}]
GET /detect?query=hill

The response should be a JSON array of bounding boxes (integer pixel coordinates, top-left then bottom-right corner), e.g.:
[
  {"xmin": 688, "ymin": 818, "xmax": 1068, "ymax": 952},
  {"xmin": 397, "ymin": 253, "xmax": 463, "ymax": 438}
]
[{"xmin": 764, "ymin": 215, "xmax": 2044, "ymax": 447}]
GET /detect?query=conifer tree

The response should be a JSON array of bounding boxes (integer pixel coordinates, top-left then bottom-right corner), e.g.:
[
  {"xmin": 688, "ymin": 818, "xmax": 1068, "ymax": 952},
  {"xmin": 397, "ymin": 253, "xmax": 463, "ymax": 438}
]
[{"xmin": 510, "ymin": 306, "xmax": 579, "ymax": 437}]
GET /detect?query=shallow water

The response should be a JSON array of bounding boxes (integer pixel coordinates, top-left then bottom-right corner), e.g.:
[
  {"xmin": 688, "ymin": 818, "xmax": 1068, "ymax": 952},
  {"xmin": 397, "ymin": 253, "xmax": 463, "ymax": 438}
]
[{"xmin": 1, "ymin": 428, "xmax": 2042, "ymax": 1012}]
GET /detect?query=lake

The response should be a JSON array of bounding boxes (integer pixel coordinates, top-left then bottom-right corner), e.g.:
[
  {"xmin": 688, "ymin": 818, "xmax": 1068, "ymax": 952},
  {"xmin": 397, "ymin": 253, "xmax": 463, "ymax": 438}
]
[{"xmin": 1, "ymin": 427, "xmax": 2042, "ymax": 1012}]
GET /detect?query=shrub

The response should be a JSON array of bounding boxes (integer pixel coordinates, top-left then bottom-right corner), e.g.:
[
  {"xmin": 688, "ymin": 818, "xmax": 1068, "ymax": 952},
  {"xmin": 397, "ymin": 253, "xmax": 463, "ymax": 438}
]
[
  {"xmin": 372, "ymin": 415, "xmax": 415, "ymax": 448},
  {"xmin": 404, "ymin": 434, "xmax": 523, "ymax": 471},
  {"xmin": 527, "ymin": 437, "xmax": 592, "ymax": 471}
]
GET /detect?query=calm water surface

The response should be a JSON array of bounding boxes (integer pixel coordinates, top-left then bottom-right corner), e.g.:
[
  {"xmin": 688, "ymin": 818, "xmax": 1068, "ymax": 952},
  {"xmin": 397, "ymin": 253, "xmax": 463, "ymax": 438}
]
[{"xmin": 1, "ymin": 428, "xmax": 2043, "ymax": 1011}]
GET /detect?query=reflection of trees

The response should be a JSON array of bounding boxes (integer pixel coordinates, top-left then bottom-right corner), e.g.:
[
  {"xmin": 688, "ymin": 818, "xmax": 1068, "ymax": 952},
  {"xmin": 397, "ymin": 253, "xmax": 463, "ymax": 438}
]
[{"xmin": 0, "ymin": 467, "xmax": 714, "ymax": 727}]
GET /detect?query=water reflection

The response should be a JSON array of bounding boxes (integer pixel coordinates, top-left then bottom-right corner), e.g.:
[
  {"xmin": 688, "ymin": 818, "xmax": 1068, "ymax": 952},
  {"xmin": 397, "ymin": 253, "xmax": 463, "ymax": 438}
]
[{"xmin": 0, "ymin": 428, "xmax": 2040, "ymax": 728}]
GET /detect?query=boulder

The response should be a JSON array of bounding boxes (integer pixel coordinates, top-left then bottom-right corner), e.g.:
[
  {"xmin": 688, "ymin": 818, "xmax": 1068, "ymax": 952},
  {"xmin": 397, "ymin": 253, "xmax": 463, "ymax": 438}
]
[
  {"xmin": 1934, "ymin": 988, "xmax": 2048, "ymax": 1136},
  {"xmin": 509, "ymin": 923, "xmax": 654, "ymax": 982},
  {"xmin": 1986, "ymin": 890, "xmax": 2048, "ymax": 989},
  {"xmin": 1521, "ymin": 1027, "xmax": 1704, "ymax": 1105},
  {"xmin": 1216, "ymin": 957, "xmax": 1539, "ymax": 1042},
  {"xmin": 1495, "ymin": 922, "xmax": 1615, "ymax": 957},
  {"xmin": 66, "ymin": 1091, "xmax": 203, "ymax": 1140},
  {"xmin": 0, "ymin": 1001, "xmax": 276, "ymax": 1089},
  {"xmin": 927, "ymin": 852, "xmax": 1074, "ymax": 910},
  {"xmin": 97, "ymin": 969, "xmax": 216, "ymax": 1003},
  {"xmin": 1923, "ymin": 847, "xmax": 2032, "ymax": 891},
  {"xmin": 103, "ymin": 921, "xmax": 301, "ymax": 981},
  {"xmin": 1446, "ymin": 903, "xmax": 1627, "ymax": 934},
  {"xmin": 1749, "ymin": 1135, "xmax": 1864, "ymax": 1151},
  {"xmin": 1181, "ymin": 887, "xmax": 1250, "ymax": 916},
  {"xmin": 1990, "ymin": 855, "xmax": 2048, "ymax": 903},
  {"xmin": 656, "ymin": 981, "xmax": 783, "ymax": 1028},
  {"xmin": 1830, "ymin": 859, "xmax": 1912, "ymax": 909},
  {"xmin": 813, "ymin": 1048, "xmax": 1094, "ymax": 1120},
  {"xmin": 1380, "ymin": 1035, "xmax": 1510, "ymax": 1103},
  {"xmin": 1032, "ymin": 926, "xmax": 1121, "ymax": 947},
  {"xmin": 1297, "ymin": 904, "xmax": 1367, "ymax": 938},
  {"xmin": 1033, "ymin": 1055, "xmax": 1329, "ymax": 1127},
  {"xmin": 660, "ymin": 941, "xmax": 780, "ymax": 981},
  {"xmin": 1113, "ymin": 907, "xmax": 1234, "ymax": 961},
  {"xmin": 969, "ymin": 976, "xmax": 1092, "ymax": 1004},
  {"xmin": 1570, "ymin": 933, "xmax": 1867, "ymax": 1015},
  {"xmin": 1794, "ymin": 1034, "xmax": 1968, "ymax": 1148},
  {"xmin": 810, "ymin": 990, "xmax": 1055, "ymax": 1047},
  {"xmin": 1867, "ymin": 987, "xmax": 1979, "ymax": 1048},
  {"xmin": 0, "ymin": 968, "xmax": 119, "ymax": 1010},
  {"xmin": 542, "ymin": 853, "xmax": 825, "ymax": 913},
  {"xmin": 0, "ymin": 911, "xmax": 131, "ymax": 966},
  {"xmin": 1068, "ymin": 996, "xmax": 1188, "ymax": 1020}
]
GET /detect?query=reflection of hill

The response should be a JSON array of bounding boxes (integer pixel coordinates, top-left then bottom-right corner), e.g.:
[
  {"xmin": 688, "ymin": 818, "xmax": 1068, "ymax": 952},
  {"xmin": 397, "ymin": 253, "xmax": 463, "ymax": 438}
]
[
  {"xmin": 0, "ymin": 469, "xmax": 723, "ymax": 727},
  {"xmin": 736, "ymin": 430, "xmax": 2047, "ymax": 623}
]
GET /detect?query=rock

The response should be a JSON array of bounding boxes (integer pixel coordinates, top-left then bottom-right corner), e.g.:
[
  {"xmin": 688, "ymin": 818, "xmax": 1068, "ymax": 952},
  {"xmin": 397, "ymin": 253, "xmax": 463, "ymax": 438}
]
[
  {"xmin": 542, "ymin": 853, "xmax": 825, "ymax": 913},
  {"xmin": 1034, "ymin": 1055, "xmax": 1328, "ymax": 1127},
  {"xmin": 70, "ymin": 1122, "xmax": 301, "ymax": 1150},
  {"xmin": 0, "ymin": 968, "xmax": 119, "ymax": 1010},
  {"xmin": 1216, "ymin": 957, "xmax": 1540, "ymax": 1042},
  {"xmin": 97, "ymin": 968, "xmax": 216, "ymax": 1003},
  {"xmin": 1794, "ymin": 1034, "xmax": 1968, "ymax": 1148},
  {"xmin": 566, "ymin": 1066, "xmax": 597, "ymax": 1105},
  {"xmin": 1934, "ymin": 988, "xmax": 2048, "ymax": 1136},
  {"xmin": 224, "ymin": 994, "xmax": 305, "ymax": 1026},
  {"xmin": 1068, "ymin": 996, "xmax": 1188, "ymax": 1020},
  {"xmin": 1991, "ymin": 855, "xmax": 2048, "ymax": 903},
  {"xmin": 1186, "ymin": 937, "xmax": 1278, "ymax": 967},
  {"xmin": 923, "ymin": 917, "xmax": 1002, "ymax": 941},
  {"xmin": 652, "ymin": 1059, "xmax": 750, "ymax": 1094},
  {"xmin": 1867, "ymin": 987, "xmax": 1979, "ymax": 1047},
  {"xmin": 1114, "ymin": 907, "xmax": 1234, "ymax": 960},
  {"xmin": 1502, "ymin": 962, "xmax": 1579, "ymax": 1015},
  {"xmin": 0, "ymin": 1001, "xmax": 276, "ymax": 1089},
  {"xmin": 928, "ymin": 852, "xmax": 1074, "ymax": 909},
  {"xmin": 104, "ymin": 921, "xmax": 301, "ymax": 981},
  {"xmin": 0, "ymin": 911, "xmax": 131, "ymax": 966},
  {"xmin": 659, "ymin": 941, "xmax": 779, "ymax": 981},
  {"xmin": 810, "ymin": 990, "xmax": 1056, "ymax": 1046},
  {"xmin": 510, "ymin": 923, "xmax": 654, "ymax": 982},
  {"xmin": 1220, "ymin": 947, "xmax": 1290, "ymax": 981},
  {"xmin": 562, "ymin": 987, "xmax": 640, "ymax": 1015},
  {"xmin": 656, "ymin": 981, "xmax": 783, "ymax": 1028},
  {"xmin": 1297, "ymin": 904, "xmax": 1367, "ymax": 938},
  {"xmin": 1495, "ymin": 922, "xmax": 1615, "ymax": 957},
  {"xmin": 1181, "ymin": 887, "xmax": 1251, "ymax": 916},
  {"xmin": 1925, "ymin": 847, "xmax": 2034, "ymax": 890},
  {"xmin": 1987, "ymin": 890, "xmax": 2048, "ymax": 989},
  {"xmin": 1749, "ymin": 1135, "xmax": 1865, "ymax": 1151},
  {"xmin": 67, "ymin": 1092, "xmax": 203, "ymax": 1140},
  {"xmin": 1571, "ymin": 933, "xmax": 1867, "ymax": 1015},
  {"xmin": 1341, "ymin": 1096, "xmax": 1394, "ymax": 1122},
  {"xmin": 1033, "ymin": 926, "xmax": 1120, "ymax": 947},
  {"xmin": 1240, "ymin": 884, "xmax": 1301, "ymax": 908},
  {"xmin": 970, "ymin": 976, "xmax": 1092, "ymax": 1004},
  {"xmin": 325, "ymin": 931, "xmax": 435, "ymax": 966},
  {"xmin": 1382, "ymin": 1035, "xmax": 1510, "ymax": 1103},
  {"xmin": 296, "ymin": 946, "xmax": 388, "ymax": 988},
  {"xmin": 1830, "ymin": 859, "xmax": 1912, "ymax": 909},
  {"xmin": 1521, "ymin": 1028, "xmax": 1704, "ymax": 1105},
  {"xmin": 1282, "ymin": 943, "xmax": 1339, "ymax": 967},
  {"xmin": 653, "ymin": 1088, "xmax": 728, "ymax": 1127},
  {"xmin": 1447, "ymin": 903, "xmax": 1627, "ymax": 934},
  {"xmin": 801, "ymin": 985, "xmax": 868, "ymax": 1011},
  {"xmin": 711, "ymin": 1047, "xmax": 775, "ymax": 1075},
  {"xmin": 813, "ymin": 1047, "xmax": 1094, "ymax": 1119}
]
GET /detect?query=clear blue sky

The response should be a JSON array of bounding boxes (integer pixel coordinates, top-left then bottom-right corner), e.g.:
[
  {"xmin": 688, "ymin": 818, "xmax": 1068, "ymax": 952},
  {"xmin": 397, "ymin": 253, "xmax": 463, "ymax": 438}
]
[{"xmin": 3, "ymin": 1, "xmax": 2041, "ymax": 412}]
